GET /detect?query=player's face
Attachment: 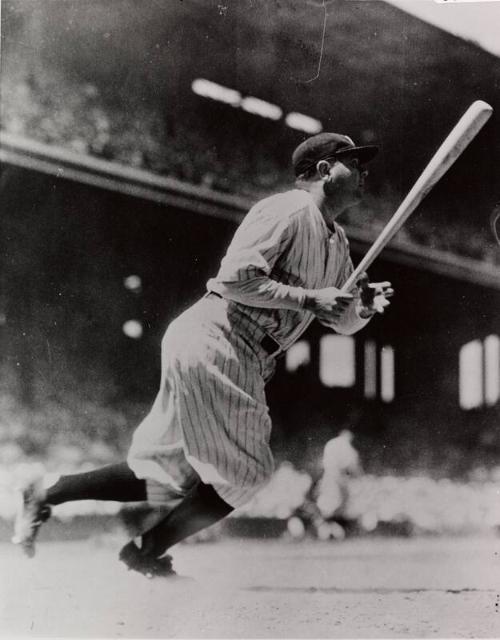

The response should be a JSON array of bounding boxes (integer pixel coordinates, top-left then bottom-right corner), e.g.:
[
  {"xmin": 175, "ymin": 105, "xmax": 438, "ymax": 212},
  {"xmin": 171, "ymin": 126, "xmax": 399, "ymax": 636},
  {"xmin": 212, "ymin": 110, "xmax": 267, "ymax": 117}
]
[{"xmin": 323, "ymin": 156, "xmax": 368, "ymax": 206}]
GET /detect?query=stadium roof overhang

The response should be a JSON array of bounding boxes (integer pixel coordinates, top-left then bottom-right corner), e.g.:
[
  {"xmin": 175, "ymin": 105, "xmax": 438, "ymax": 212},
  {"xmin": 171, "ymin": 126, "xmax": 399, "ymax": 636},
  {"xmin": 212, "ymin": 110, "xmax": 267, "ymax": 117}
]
[{"xmin": 1, "ymin": 130, "xmax": 499, "ymax": 291}]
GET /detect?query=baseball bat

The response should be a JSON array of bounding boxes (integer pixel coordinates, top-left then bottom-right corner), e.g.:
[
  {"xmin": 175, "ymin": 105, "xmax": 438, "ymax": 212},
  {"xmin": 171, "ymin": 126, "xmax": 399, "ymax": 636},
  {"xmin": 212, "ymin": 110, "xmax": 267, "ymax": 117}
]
[{"xmin": 341, "ymin": 100, "xmax": 493, "ymax": 292}]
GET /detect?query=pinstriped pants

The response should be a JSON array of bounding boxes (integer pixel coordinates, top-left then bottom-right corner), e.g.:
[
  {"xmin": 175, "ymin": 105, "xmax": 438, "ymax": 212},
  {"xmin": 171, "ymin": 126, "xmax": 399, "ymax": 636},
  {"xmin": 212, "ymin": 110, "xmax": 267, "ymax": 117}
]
[{"xmin": 127, "ymin": 295, "xmax": 277, "ymax": 508}]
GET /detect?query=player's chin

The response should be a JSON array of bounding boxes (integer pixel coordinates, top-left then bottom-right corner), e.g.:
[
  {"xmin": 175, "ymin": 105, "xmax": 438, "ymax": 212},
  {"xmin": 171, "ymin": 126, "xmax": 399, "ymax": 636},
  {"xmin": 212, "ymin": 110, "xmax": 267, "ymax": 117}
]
[
  {"xmin": 355, "ymin": 184, "xmax": 365, "ymax": 199},
  {"xmin": 346, "ymin": 192, "xmax": 363, "ymax": 208}
]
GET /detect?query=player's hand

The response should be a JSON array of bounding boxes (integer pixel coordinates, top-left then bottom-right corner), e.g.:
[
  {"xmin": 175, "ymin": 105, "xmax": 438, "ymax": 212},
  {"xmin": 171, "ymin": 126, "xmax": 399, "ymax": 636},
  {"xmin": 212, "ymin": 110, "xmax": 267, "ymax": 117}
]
[
  {"xmin": 303, "ymin": 286, "xmax": 354, "ymax": 323},
  {"xmin": 356, "ymin": 273, "xmax": 394, "ymax": 318}
]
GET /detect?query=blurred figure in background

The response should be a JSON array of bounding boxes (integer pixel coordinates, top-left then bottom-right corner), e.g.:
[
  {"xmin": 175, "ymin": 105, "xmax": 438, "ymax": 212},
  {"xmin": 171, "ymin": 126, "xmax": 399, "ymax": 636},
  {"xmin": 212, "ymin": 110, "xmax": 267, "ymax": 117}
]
[{"xmin": 314, "ymin": 429, "xmax": 363, "ymax": 540}]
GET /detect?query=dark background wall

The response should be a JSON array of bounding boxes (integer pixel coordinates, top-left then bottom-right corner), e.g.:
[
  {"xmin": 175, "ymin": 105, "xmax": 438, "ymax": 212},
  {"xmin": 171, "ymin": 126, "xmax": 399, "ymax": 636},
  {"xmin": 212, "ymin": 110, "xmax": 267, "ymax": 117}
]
[{"xmin": 2, "ymin": 159, "xmax": 498, "ymax": 475}]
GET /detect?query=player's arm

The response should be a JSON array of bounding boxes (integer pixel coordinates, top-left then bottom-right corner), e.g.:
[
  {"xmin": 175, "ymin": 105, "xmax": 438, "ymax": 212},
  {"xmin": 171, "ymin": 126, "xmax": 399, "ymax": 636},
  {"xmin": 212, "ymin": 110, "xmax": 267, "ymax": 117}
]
[
  {"xmin": 305, "ymin": 228, "xmax": 392, "ymax": 334},
  {"xmin": 302, "ymin": 287, "xmax": 355, "ymax": 322},
  {"xmin": 207, "ymin": 203, "xmax": 311, "ymax": 310},
  {"xmin": 318, "ymin": 268, "xmax": 393, "ymax": 335},
  {"xmin": 208, "ymin": 202, "xmax": 391, "ymax": 321}
]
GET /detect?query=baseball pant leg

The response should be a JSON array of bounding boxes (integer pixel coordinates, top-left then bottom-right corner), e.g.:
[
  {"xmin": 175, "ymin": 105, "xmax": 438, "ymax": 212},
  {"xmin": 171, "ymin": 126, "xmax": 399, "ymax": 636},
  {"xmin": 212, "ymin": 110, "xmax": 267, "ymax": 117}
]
[{"xmin": 138, "ymin": 481, "xmax": 233, "ymax": 557}]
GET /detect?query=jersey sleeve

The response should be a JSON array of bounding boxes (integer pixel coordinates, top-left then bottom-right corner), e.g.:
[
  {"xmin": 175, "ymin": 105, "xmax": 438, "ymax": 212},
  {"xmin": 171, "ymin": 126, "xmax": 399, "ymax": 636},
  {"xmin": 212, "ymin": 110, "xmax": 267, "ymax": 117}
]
[{"xmin": 206, "ymin": 198, "xmax": 307, "ymax": 309}]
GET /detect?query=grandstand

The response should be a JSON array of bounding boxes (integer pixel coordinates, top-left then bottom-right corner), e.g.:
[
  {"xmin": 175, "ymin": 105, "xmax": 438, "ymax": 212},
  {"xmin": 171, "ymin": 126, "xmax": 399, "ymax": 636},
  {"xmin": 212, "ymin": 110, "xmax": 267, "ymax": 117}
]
[{"xmin": 2, "ymin": 0, "xmax": 500, "ymax": 261}]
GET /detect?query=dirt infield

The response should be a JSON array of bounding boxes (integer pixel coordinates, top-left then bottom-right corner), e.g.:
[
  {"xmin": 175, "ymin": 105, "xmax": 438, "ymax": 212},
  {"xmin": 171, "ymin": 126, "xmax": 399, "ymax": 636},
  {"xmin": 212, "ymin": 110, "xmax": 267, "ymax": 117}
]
[{"xmin": 1, "ymin": 533, "xmax": 499, "ymax": 638}]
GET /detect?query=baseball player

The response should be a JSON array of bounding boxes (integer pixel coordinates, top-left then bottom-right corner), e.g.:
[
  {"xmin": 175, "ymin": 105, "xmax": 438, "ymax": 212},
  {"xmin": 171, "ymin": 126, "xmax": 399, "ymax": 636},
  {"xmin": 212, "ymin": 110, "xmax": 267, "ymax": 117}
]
[
  {"xmin": 13, "ymin": 132, "xmax": 394, "ymax": 577},
  {"xmin": 314, "ymin": 429, "xmax": 363, "ymax": 540}
]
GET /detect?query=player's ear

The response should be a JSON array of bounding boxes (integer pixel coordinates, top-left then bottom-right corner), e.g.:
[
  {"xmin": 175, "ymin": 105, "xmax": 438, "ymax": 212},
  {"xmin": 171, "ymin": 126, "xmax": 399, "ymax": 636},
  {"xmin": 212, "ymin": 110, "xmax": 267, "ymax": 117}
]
[{"xmin": 316, "ymin": 160, "xmax": 331, "ymax": 180}]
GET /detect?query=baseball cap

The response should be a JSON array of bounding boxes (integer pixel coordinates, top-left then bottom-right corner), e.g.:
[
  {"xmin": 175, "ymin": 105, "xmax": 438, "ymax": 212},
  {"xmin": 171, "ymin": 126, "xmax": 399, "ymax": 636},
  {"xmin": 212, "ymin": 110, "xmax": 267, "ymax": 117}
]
[{"xmin": 292, "ymin": 132, "xmax": 379, "ymax": 177}]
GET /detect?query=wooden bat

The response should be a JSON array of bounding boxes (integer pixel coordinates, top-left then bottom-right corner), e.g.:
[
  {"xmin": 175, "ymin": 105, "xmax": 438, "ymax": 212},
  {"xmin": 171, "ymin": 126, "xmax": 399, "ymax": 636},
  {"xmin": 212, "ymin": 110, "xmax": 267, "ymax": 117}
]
[{"xmin": 341, "ymin": 100, "xmax": 493, "ymax": 292}]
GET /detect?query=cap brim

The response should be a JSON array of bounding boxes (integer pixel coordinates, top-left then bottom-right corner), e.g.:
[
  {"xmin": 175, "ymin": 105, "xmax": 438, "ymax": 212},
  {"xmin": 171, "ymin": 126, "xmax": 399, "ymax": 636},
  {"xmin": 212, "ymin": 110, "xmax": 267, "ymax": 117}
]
[{"xmin": 335, "ymin": 145, "xmax": 379, "ymax": 163}]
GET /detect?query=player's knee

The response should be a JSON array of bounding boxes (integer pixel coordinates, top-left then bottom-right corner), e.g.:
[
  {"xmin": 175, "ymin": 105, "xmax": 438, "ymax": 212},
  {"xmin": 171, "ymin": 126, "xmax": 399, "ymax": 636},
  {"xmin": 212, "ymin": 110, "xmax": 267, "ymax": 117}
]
[{"xmin": 251, "ymin": 463, "xmax": 274, "ymax": 490}]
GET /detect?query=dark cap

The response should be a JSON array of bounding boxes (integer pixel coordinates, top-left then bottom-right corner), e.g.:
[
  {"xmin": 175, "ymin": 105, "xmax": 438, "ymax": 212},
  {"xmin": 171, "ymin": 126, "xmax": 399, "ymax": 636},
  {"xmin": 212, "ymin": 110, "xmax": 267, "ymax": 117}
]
[{"xmin": 292, "ymin": 132, "xmax": 379, "ymax": 177}]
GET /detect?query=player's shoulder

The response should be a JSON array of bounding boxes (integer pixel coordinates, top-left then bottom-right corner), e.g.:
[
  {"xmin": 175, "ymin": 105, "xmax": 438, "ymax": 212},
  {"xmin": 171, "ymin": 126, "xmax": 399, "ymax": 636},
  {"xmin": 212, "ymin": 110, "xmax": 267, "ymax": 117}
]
[
  {"xmin": 332, "ymin": 221, "xmax": 350, "ymax": 247},
  {"xmin": 250, "ymin": 189, "xmax": 314, "ymax": 222},
  {"xmin": 324, "ymin": 436, "xmax": 341, "ymax": 451},
  {"xmin": 261, "ymin": 188, "xmax": 311, "ymax": 207}
]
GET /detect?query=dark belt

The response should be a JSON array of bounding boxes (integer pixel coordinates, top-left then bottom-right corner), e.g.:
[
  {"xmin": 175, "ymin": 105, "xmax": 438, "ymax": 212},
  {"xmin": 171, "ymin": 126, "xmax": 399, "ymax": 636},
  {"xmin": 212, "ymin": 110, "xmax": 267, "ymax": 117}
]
[
  {"xmin": 206, "ymin": 291, "xmax": 284, "ymax": 358},
  {"xmin": 260, "ymin": 334, "xmax": 284, "ymax": 358}
]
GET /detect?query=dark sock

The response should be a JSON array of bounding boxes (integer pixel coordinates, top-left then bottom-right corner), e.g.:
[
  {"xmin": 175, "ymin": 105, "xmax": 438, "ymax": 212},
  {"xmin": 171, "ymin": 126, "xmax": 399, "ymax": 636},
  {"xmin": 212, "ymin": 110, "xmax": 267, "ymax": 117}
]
[
  {"xmin": 139, "ymin": 481, "xmax": 233, "ymax": 557},
  {"xmin": 46, "ymin": 462, "xmax": 147, "ymax": 506}
]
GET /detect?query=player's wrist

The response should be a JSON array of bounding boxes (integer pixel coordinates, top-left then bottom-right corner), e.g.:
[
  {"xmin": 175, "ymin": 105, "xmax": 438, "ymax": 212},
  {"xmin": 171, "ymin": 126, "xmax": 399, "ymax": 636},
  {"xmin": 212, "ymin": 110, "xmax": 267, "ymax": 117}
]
[
  {"xmin": 301, "ymin": 289, "xmax": 318, "ymax": 311},
  {"xmin": 356, "ymin": 301, "xmax": 375, "ymax": 318}
]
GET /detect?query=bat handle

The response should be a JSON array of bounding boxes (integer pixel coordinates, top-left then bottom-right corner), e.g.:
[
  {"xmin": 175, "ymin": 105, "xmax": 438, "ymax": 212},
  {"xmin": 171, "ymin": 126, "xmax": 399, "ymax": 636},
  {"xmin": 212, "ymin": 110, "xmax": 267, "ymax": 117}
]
[{"xmin": 341, "ymin": 253, "xmax": 377, "ymax": 292}]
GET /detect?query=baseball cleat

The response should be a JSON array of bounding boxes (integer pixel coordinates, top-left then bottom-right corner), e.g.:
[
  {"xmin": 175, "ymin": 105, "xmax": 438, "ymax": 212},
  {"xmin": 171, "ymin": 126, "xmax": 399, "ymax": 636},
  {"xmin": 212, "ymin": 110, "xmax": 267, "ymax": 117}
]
[
  {"xmin": 12, "ymin": 476, "xmax": 51, "ymax": 558},
  {"xmin": 118, "ymin": 541, "xmax": 177, "ymax": 579}
]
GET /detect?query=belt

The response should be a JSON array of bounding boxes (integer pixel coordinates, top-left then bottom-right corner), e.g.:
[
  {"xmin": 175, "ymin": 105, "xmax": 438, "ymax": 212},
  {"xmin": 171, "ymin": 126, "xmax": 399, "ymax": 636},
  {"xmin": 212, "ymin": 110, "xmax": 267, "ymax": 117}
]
[
  {"xmin": 206, "ymin": 291, "xmax": 285, "ymax": 358},
  {"xmin": 260, "ymin": 334, "xmax": 284, "ymax": 359}
]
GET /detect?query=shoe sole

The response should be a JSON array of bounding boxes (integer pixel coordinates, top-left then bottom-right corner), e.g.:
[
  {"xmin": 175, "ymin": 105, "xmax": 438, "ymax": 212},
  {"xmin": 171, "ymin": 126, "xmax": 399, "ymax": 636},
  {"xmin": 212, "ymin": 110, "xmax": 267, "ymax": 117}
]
[{"xmin": 12, "ymin": 482, "xmax": 50, "ymax": 557}]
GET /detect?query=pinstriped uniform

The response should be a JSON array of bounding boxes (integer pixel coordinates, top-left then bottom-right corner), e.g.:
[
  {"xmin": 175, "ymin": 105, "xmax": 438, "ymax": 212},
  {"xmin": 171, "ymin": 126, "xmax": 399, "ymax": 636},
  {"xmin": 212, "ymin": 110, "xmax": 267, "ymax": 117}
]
[{"xmin": 128, "ymin": 189, "xmax": 369, "ymax": 508}]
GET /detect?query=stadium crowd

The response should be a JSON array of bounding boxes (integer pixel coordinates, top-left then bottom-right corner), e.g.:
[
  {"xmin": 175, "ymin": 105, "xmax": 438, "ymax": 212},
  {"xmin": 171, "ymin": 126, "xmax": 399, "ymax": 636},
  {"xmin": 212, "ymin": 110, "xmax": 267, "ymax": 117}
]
[
  {"xmin": 1, "ymin": 72, "xmax": 498, "ymax": 265},
  {"xmin": 1, "ymin": 436, "xmax": 500, "ymax": 539}
]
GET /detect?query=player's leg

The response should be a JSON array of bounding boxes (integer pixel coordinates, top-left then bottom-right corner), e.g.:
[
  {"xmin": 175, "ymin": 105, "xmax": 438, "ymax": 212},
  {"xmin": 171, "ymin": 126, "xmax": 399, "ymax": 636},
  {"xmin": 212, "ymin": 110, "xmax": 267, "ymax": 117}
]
[
  {"xmin": 122, "ymin": 442, "xmax": 233, "ymax": 576},
  {"xmin": 12, "ymin": 462, "xmax": 147, "ymax": 557},
  {"xmin": 138, "ymin": 480, "xmax": 233, "ymax": 556},
  {"xmin": 119, "ymin": 306, "xmax": 266, "ymax": 577},
  {"xmin": 46, "ymin": 462, "xmax": 147, "ymax": 504},
  {"xmin": 119, "ymin": 480, "xmax": 233, "ymax": 577}
]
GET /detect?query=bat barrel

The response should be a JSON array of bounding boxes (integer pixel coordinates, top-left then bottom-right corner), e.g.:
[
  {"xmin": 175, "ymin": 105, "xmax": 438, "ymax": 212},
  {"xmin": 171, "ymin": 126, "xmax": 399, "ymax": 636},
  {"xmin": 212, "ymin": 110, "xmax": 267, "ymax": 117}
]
[{"xmin": 341, "ymin": 100, "xmax": 493, "ymax": 291}]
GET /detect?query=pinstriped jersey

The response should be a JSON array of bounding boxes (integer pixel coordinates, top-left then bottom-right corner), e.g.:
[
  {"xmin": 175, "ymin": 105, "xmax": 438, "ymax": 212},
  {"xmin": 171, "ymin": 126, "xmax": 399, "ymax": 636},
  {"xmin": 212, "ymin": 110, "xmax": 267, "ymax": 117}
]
[
  {"xmin": 206, "ymin": 188, "xmax": 368, "ymax": 349},
  {"xmin": 128, "ymin": 189, "xmax": 370, "ymax": 508}
]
